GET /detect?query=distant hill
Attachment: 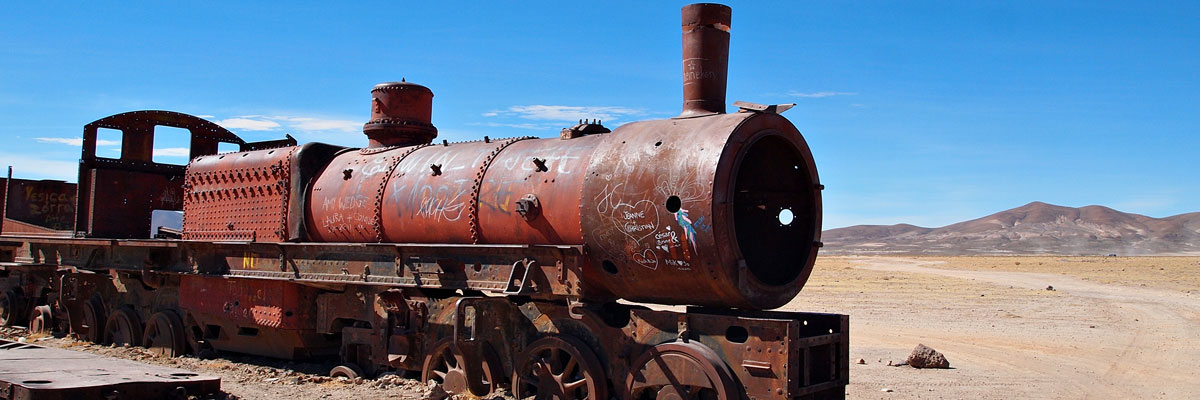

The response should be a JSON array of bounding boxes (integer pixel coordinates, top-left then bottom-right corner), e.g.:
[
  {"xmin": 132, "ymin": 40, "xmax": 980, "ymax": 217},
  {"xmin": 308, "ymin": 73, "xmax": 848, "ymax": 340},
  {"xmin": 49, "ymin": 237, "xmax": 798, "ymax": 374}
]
[{"xmin": 822, "ymin": 202, "xmax": 1200, "ymax": 255}]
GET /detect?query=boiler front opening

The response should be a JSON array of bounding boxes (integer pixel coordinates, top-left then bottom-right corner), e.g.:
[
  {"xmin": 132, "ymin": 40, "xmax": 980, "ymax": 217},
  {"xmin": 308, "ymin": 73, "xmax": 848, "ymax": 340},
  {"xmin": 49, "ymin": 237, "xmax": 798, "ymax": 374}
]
[{"xmin": 732, "ymin": 134, "xmax": 817, "ymax": 286}]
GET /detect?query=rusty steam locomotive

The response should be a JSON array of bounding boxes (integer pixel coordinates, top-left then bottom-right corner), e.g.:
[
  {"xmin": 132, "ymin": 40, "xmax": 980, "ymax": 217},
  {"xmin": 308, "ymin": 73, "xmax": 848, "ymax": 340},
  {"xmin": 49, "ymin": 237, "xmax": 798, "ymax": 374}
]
[{"xmin": 0, "ymin": 4, "xmax": 847, "ymax": 399}]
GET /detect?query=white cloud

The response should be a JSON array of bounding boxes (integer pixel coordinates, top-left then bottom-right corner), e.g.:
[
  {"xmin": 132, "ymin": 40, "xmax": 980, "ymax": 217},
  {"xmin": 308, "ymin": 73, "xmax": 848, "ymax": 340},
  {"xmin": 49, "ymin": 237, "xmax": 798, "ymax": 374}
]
[
  {"xmin": 212, "ymin": 115, "xmax": 360, "ymax": 134},
  {"xmin": 35, "ymin": 137, "xmax": 120, "ymax": 146},
  {"xmin": 485, "ymin": 105, "xmax": 646, "ymax": 122},
  {"xmin": 787, "ymin": 91, "xmax": 857, "ymax": 98},
  {"xmin": 0, "ymin": 153, "xmax": 79, "ymax": 181},
  {"xmin": 195, "ymin": 114, "xmax": 215, "ymax": 118},
  {"xmin": 216, "ymin": 117, "xmax": 281, "ymax": 131},
  {"xmin": 153, "ymin": 148, "xmax": 190, "ymax": 157},
  {"xmin": 272, "ymin": 116, "xmax": 361, "ymax": 133}
]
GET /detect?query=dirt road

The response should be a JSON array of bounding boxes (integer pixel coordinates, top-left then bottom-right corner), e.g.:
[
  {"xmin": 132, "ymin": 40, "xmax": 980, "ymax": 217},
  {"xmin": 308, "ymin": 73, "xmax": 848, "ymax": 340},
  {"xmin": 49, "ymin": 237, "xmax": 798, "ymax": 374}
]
[{"xmin": 785, "ymin": 257, "xmax": 1200, "ymax": 399}]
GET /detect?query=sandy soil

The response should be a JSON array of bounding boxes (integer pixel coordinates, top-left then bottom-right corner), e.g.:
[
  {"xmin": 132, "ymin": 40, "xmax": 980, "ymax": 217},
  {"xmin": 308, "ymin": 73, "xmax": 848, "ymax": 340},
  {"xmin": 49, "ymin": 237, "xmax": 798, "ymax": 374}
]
[
  {"xmin": 4, "ymin": 256, "xmax": 1196, "ymax": 399},
  {"xmin": 785, "ymin": 256, "xmax": 1200, "ymax": 399}
]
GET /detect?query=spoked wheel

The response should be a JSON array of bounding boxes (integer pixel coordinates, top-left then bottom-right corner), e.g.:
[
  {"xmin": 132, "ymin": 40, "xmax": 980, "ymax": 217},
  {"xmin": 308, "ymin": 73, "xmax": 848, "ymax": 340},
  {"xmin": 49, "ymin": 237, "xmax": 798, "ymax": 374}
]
[
  {"xmin": 626, "ymin": 342, "xmax": 739, "ymax": 400},
  {"xmin": 142, "ymin": 311, "xmax": 187, "ymax": 357},
  {"xmin": 28, "ymin": 305, "xmax": 53, "ymax": 334},
  {"xmin": 79, "ymin": 297, "xmax": 106, "ymax": 343},
  {"xmin": 104, "ymin": 307, "xmax": 143, "ymax": 347},
  {"xmin": 0, "ymin": 289, "xmax": 24, "ymax": 326},
  {"xmin": 512, "ymin": 335, "xmax": 608, "ymax": 400},
  {"xmin": 421, "ymin": 339, "xmax": 503, "ymax": 396},
  {"xmin": 422, "ymin": 339, "xmax": 471, "ymax": 394}
]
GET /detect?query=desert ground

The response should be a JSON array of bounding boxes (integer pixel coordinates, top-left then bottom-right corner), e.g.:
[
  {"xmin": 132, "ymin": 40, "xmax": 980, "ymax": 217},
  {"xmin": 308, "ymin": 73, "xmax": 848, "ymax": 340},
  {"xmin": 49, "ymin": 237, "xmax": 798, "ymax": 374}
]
[
  {"xmin": 3, "ymin": 256, "xmax": 1197, "ymax": 399},
  {"xmin": 786, "ymin": 256, "xmax": 1200, "ymax": 399}
]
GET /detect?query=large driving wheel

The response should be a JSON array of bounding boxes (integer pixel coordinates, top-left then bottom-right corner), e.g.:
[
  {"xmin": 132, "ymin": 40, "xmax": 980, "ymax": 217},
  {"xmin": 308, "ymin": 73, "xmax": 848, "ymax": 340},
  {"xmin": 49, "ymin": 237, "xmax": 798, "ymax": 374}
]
[
  {"xmin": 0, "ymin": 289, "xmax": 24, "ymax": 326},
  {"xmin": 512, "ymin": 335, "xmax": 608, "ymax": 400},
  {"xmin": 421, "ymin": 339, "xmax": 503, "ymax": 396},
  {"xmin": 104, "ymin": 307, "xmax": 143, "ymax": 347},
  {"xmin": 79, "ymin": 297, "xmax": 106, "ymax": 343},
  {"xmin": 28, "ymin": 305, "xmax": 53, "ymax": 335},
  {"xmin": 143, "ymin": 311, "xmax": 187, "ymax": 357},
  {"xmin": 625, "ymin": 341, "xmax": 739, "ymax": 400}
]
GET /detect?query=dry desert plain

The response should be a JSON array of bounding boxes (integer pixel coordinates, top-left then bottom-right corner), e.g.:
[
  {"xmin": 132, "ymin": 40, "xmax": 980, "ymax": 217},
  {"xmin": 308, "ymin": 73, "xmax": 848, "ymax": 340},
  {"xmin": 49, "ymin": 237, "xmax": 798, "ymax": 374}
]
[
  {"xmin": 786, "ymin": 256, "xmax": 1200, "ymax": 399},
  {"xmin": 3, "ymin": 256, "xmax": 1197, "ymax": 399}
]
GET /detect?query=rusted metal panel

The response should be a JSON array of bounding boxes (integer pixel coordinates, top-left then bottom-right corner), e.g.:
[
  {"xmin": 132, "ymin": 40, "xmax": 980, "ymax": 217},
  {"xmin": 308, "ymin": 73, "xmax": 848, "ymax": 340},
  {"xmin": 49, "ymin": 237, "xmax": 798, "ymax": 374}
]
[
  {"xmin": 0, "ymin": 178, "xmax": 76, "ymax": 232},
  {"xmin": 84, "ymin": 168, "xmax": 185, "ymax": 239},
  {"xmin": 0, "ymin": 339, "xmax": 220, "ymax": 399},
  {"xmin": 183, "ymin": 146, "xmax": 296, "ymax": 242},
  {"xmin": 76, "ymin": 111, "xmax": 245, "ymax": 239},
  {"xmin": 475, "ymin": 135, "xmax": 600, "ymax": 245},
  {"xmin": 178, "ymin": 275, "xmax": 315, "ymax": 330}
]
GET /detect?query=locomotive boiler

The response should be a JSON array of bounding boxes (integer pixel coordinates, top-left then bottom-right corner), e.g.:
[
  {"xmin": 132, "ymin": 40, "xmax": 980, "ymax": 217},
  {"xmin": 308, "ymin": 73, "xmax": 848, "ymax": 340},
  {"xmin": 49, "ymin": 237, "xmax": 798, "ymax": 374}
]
[{"xmin": 1, "ymin": 4, "xmax": 847, "ymax": 399}]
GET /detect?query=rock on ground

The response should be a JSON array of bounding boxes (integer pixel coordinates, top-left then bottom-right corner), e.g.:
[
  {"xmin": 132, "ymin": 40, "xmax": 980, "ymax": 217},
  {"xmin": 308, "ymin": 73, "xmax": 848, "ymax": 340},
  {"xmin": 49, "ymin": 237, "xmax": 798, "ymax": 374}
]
[{"xmin": 906, "ymin": 343, "xmax": 950, "ymax": 369}]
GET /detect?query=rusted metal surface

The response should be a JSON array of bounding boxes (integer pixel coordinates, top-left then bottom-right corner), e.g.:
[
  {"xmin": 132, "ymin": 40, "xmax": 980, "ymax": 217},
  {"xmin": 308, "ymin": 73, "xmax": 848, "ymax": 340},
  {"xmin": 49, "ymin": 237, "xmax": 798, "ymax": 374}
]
[
  {"xmin": 0, "ymin": 339, "xmax": 219, "ymax": 399},
  {"xmin": 577, "ymin": 112, "xmax": 822, "ymax": 309},
  {"xmin": 183, "ymin": 146, "xmax": 295, "ymax": 242},
  {"xmin": 76, "ymin": 110, "xmax": 245, "ymax": 239},
  {"xmin": 179, "ymin": 275, "xmax": 315, "ymax": 330},
  {"xmin": 179, "ymin": 275, "xmax": 335, "ymax": 359},
  {"xmin": 680, "ymin": 3, "xmax": 731, "ymax": 118},
  {"xmin": 0, "ymin": 263, "xmax": 58, "ymax": 328},
  {"xmin": 183, "ymin": 143, "xmax": 344, "ymax": 242},
  {"xmin": 0, "ymin": 178, "xmax": 76, "ymax": 234},
  {"xmin": 301, "ymin": 99, "xmax": 819, "ymax": 310},
  {"xmin": 512, "ymin": 335, "xmax": 608, "ymax": 399},
  {"xmin": 364, "ymin": 81, "xmax": 438, "ymax": 148}
]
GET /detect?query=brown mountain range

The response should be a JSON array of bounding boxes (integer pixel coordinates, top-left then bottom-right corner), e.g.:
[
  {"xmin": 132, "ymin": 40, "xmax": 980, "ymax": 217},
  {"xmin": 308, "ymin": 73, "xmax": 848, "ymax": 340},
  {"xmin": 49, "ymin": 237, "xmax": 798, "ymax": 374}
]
[{"xmin": 822, "ymin": 202, "xmax": 1200, "ymax": 255}]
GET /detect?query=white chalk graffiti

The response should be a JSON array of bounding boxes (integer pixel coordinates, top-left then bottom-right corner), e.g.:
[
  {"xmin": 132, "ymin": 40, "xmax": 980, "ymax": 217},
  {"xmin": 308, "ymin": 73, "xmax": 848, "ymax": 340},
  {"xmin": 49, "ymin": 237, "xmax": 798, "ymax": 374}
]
[{"xmin": 412, "ymin": 180, "xmax": 470, "ymax": 222}]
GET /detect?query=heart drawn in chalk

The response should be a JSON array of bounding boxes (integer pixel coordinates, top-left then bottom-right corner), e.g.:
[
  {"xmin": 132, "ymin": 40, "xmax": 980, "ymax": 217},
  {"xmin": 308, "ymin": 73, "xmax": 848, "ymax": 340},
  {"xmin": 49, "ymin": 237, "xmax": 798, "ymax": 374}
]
[
  {"xmin": 612, "ymin": 200, "xmax": 660, "ymax": 244},
  {"xmin": 631, "ymin": 248, "xmax": 658, "ymax": 270}
]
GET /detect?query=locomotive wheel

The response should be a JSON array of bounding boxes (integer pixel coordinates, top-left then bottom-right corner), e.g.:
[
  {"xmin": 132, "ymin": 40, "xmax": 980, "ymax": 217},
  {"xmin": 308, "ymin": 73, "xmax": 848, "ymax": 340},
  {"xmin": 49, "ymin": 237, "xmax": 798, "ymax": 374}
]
[
  {"xmin": 421, "ymin": 339, "xmax": 503, "ymax": 396},
  {"xmin": 143, "ymin": 311, "xmax": 187, "ymax": 357},
  {"xmin": 512, "ymin": 335, "xmax": 608, "ymax": 400},
  {"xmin": 625, "ymin": 342, "xmax": 739, "ymax": 400},
  {"xmin": 422, "ymin": 339, "xmax": 471, "ymax": 394},
  {"xmin": 0, "ymin": 289, "xmax": 24, "ymax": 326},
  {"xmin": 79, "ymin": 297, "xmax": 106, "ymax": 343},
  {"xmin": 28, "ymin": 305, "xmax": 53, "ymax": 335},
  {"xmin": 330, "ymin": 363, "xmax": 364, "ymax": 379},
  {"xmin": 104, "ymin": 307, "xmax": 143, "ymax": 347}
]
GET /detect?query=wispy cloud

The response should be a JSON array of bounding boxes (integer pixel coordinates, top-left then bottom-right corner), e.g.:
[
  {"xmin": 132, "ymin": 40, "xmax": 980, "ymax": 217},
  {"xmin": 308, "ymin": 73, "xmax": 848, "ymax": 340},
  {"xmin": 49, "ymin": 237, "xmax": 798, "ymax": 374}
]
[
  {"xmin": 36, "ymin": 137, "xmax": 120, "ymax": 146},
  {"xmin": 213, "ymin": 115, "xmax": 360, "ymax": 134},
  {"xmin": 216, "ymin": 117, "xmax": 281, "ymax": 131},
  {"xmin": 483, "ymin": 105, "xmax": 646, "ymax": 122},
  {"xmin": 271, "ymin": 116, "xmax": 360, "ymax": 133},
  {"xmin": 153, "ymin": 148, "xmax": 190, "ymax": 157},
  {"xmin": 787, "ymin": 91, "xmax": 857, "ymax": 98}
]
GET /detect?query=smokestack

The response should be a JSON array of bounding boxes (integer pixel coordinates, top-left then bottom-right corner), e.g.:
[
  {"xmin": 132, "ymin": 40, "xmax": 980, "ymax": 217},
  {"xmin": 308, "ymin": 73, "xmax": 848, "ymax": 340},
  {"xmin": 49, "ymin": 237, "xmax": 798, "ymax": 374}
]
[
  {"xmin": 363, "ymin": 80, "xmax": 438, "ymax": 147},
  {"xmin": 679, "ymin": 3, "xmax": 731, "ymax": 118}
]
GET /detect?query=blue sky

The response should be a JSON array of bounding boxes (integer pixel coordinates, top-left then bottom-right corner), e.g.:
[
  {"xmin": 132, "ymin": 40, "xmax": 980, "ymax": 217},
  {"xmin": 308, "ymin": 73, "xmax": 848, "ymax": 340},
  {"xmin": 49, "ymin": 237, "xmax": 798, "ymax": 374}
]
[{"xmin": 1, "ymin": 1, "xmax": 1197, "ymax": 229}]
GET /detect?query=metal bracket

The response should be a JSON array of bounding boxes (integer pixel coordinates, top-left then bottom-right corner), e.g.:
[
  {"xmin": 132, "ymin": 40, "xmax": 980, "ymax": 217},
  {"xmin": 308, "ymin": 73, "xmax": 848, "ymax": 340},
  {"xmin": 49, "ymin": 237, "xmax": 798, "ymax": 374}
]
[{"xmin": 503, "ymin": 259, "xmax": 536, "ymax": 295}]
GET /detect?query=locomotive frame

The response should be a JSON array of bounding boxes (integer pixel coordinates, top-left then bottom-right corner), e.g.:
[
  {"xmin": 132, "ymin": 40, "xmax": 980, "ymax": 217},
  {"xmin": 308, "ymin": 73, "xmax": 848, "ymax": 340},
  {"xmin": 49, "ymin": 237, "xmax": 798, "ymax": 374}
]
[{"xmin": 0, "ymin": 4, "xmax": 848, "ymax": 399}]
